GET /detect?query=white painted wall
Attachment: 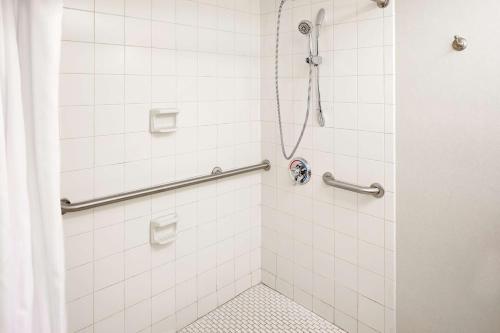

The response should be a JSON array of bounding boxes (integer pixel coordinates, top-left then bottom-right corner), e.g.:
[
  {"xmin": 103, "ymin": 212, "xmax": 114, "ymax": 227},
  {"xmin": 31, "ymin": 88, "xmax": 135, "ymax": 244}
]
[{"xmin": 396, "ymin": 0, "xmax": 500, "ymax": 331}]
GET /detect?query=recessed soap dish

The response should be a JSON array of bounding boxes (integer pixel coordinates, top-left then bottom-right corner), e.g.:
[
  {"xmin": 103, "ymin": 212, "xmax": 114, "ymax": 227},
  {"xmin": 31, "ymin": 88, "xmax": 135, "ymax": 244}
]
[{"xmin": 150, "ymin": 108, "xmax": 178, "ymax": 133}]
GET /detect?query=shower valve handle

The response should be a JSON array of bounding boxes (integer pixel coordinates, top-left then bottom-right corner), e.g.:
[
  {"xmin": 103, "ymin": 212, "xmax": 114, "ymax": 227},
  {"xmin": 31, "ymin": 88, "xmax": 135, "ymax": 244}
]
[{"xmin": 306, "ymin": 55, "xmax": 322, "ymax": 66}]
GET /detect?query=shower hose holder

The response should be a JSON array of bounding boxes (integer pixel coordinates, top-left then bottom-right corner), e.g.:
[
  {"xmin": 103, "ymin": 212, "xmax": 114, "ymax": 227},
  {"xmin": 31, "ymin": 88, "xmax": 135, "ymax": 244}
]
[{"xmin": 306, "ymin": 55, "xmax": 322, "ymax": 66}]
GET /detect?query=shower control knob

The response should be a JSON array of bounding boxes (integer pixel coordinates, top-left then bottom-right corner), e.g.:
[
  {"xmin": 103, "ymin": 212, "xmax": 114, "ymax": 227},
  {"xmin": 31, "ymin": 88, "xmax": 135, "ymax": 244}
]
[{"xmin": 289, "ymin": 158, "xmax": 312, "ymax": 185}]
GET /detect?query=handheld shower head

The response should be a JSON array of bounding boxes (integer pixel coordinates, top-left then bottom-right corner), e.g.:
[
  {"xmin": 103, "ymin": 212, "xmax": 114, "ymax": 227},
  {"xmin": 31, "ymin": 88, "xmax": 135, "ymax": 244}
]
[
  {"xmin": 315, "ymin": 8, "xmax": 325, "ymax": 27},
  {"xmin": 297, "ymin": 20, "xmax": 312, "ymax": 35}
]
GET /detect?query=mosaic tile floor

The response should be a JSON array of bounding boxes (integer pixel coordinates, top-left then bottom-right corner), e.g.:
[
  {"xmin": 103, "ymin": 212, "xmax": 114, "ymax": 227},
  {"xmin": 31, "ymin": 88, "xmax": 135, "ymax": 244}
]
[{"xmin": 179, "ymin": 284, "xmax": 346, "ymax": 333}]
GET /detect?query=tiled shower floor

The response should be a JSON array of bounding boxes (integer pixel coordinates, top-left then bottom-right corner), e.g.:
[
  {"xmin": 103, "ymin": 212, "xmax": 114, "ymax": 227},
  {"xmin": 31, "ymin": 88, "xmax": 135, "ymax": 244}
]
[{"xmin": 179, "ymin": 284, "xmax": 346, "ymax": 333}]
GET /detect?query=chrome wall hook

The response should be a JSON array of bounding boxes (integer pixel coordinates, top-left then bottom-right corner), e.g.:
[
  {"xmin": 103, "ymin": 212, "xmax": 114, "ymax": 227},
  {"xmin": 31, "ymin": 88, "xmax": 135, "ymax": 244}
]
[{"xmin": 452, "ymin": 35, "xmax": 467, "ymax": 51}]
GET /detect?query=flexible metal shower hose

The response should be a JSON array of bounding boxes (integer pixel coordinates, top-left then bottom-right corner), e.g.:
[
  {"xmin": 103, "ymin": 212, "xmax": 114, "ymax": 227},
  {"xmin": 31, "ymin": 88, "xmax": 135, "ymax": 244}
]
[{"xmin": 275, "ymin": 0, "xmax": 313, "ymax": 160}]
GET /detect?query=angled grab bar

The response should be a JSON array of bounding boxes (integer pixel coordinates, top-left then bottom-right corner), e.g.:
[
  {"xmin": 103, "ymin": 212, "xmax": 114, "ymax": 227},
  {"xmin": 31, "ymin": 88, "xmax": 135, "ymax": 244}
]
[
  {"xmin": 322, "ymin": 172, "xmax": 384, "ymax": 198},
  {"xmin": 61, "ymin": 160, "xmax": 271, "ymax": 215}
]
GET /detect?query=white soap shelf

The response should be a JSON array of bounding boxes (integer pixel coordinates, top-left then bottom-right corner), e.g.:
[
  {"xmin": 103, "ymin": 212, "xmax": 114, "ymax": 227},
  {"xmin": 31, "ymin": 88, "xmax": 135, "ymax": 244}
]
[
  {"xmin": 150, "ymin": 108, "xmax": 178, "ymax": 133},
  {"xmin": 150, "ymin": 213, "xmax": 178, "ymax": 245}
]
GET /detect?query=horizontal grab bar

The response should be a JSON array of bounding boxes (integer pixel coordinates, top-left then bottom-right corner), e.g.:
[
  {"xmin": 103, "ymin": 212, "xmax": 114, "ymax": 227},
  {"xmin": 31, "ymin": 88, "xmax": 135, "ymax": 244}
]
[
  {"xmin": 61, "ymin": 160, "xmax": 271, "ymax": 214},
  {"xmin": 322, "ymin": 172, "xmax": 384, "ymax": 198}
]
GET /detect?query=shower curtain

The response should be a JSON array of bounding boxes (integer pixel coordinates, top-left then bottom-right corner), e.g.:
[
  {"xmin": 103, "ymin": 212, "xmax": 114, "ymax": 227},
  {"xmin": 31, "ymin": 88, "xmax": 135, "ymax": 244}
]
[{"xmin": 0, "ymin": 0, "xmax": 66, "ymax": 332}]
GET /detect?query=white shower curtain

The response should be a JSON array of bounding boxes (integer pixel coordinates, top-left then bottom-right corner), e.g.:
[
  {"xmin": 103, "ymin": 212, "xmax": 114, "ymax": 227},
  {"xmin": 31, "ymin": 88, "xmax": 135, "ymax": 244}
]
[{"xmin": 0, "ymin": 0, "xmax": 66, "ymax": 332}]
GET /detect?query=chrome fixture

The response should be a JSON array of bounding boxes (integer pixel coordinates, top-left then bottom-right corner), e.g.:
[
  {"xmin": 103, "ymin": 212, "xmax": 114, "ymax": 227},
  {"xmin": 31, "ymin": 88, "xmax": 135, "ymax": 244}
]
[
  {"xmin": 313, "ymin": 8, "xmax": 326, "ymax": 127},
  {"xmin": 322, "ymin": 172, "xmax": 384, "ymax": 198},
  {"xmin": 452, "ymin": 35, "xmax": 467, "ymax": 51},
  {"xmin": 297, "ymin": 20, "xmax": 312, "ymax": 35},
  {"xmin": 371, "ymin": 0, "xmax": 389, "ymax": 8},
  {"xmin": 61, "ymin": 160, "xmax": 271, "ymax": 214},
  {"xmin": 298, "ymin": 20, "xmax": 320, "ymax": 66},
  {"xmin": 211, "ymin": 166, "xmax": 223, "ymax": 175},
  {"xmin": 275, "ymin": 1, "xmax": 326, "ymax": 161},
  {"xmin": 289, "ymin": 158, "xmax": 312, "ymax": 185}
]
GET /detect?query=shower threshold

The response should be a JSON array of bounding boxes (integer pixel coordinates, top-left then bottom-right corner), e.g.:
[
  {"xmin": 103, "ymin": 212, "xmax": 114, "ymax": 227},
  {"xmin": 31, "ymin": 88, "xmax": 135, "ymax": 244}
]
[{"xmin": 179, "ymin": 284, "xmax": 346, "ymax": 332}]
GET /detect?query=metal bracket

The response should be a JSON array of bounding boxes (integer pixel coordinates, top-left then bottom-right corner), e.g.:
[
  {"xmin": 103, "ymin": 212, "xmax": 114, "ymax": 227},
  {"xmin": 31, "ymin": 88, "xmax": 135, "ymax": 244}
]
[
  {"xmin": 306, "ymin": 55, "xmax": 322, "ymax": 66},
  {"xmin": 211, "ymin": 166, "xmax": 223, "ymax": 175}
]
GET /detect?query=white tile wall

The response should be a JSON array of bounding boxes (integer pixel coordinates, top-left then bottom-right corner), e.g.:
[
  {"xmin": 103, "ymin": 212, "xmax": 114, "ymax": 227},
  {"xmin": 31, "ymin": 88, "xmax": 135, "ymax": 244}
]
[
  {"xmin": 60, "ymin": 0, "xmax": 262, "ymax": 332},
  {"xmin": 61, "ymin": 0, "xmax": 395, "ymax": 332},
  {"xmin": 259, "ymin": 1, "xmax": 395, "ymax": 333}
]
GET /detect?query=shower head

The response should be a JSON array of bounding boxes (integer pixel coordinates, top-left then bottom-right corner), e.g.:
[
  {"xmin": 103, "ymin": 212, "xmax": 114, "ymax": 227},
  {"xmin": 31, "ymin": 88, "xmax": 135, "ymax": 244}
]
[
  {"xmin": 315, "ymin": 9, "xmax": 325, "ymax": 27},
  {"xmin": 297, "ymin": 20, "xmax": 313, "ymax": 35}
]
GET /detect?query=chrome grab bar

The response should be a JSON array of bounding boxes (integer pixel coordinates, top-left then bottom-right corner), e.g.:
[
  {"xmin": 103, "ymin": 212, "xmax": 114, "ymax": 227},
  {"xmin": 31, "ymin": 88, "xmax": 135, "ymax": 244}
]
[
  {"xmin": 61, "ymin": 160, "xmax": 271, "ymax": 215},
  {"xmin": 322, "ymin": 172, "xmax": 384, "ymax": 198}
]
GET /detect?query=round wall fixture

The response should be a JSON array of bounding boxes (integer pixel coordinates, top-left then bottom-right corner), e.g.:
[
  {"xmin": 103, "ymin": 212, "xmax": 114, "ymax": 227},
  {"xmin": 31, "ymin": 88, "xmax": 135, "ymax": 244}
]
[
  {"xmin": 452, "ymin": 35, "xmax": 467, "ymax": 51},
  {"xmin": 289, "ymin": 158, "xmax": 312, "ymax": 185}
]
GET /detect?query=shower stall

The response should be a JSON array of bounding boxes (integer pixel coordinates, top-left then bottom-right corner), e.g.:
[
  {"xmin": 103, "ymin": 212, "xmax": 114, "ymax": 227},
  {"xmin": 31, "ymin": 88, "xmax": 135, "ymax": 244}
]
[
  {"xmin": 58, "ymin": 0, "xmax": 395, "ymax": 332},
  {"xmin": 4, "ymin": 0, "xmax": 499, "ymax": 331}
]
